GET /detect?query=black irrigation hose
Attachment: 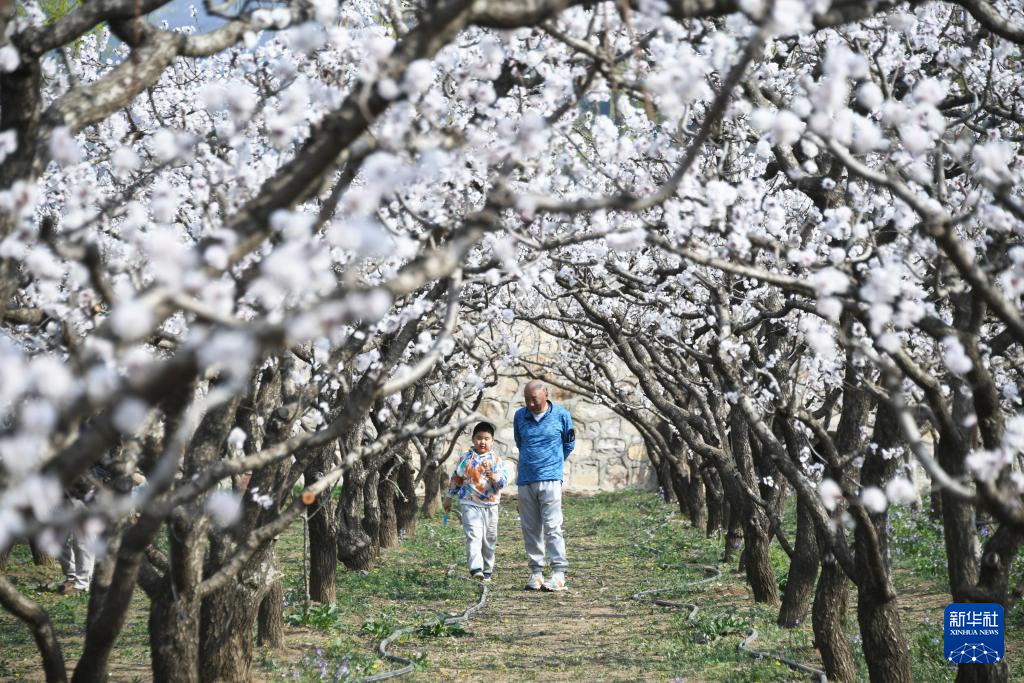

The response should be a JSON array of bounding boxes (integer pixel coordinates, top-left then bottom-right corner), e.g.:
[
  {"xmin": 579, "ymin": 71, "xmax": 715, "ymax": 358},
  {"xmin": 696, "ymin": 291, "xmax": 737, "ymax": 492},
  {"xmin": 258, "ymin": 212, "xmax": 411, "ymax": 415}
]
[
  {"xmin": 737, "ymin": 629, "xmax": 828, "ymax": 683},
  {"xmin": 355, "ymin": 568, "xmax": 488, "ymax": 683},
  {"xmin": 632, "ymin": 534, "xmax": 829, "ymax": 682}
]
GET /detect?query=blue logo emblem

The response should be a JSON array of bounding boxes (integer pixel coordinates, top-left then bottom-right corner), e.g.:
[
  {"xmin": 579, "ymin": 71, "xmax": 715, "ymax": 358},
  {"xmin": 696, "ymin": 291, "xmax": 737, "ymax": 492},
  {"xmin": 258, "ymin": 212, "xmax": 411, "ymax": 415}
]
[{"xmin": 944, "ymin": 603, "xmax": 1004, "ymax": 664}]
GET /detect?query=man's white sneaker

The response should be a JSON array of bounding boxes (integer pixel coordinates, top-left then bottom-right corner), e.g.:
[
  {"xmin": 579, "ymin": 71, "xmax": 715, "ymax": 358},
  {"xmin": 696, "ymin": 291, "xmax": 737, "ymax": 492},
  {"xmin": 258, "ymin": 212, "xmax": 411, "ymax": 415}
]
[
  {"xmin": 525, "ymin": 573, "xmax": 544, "ymax": 590},
  {"xmin": 543, "ymin": 572, "xmax": 567, "ymax": 592}
]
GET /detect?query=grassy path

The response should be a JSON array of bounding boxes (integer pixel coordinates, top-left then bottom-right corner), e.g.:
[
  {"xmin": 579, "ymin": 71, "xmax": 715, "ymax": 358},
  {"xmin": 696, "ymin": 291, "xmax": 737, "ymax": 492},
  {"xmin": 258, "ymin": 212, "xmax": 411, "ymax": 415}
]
[
  {"xmin": 390, "ymin": 492, "xmax": 816, "ymax": 682},
  {"xmin": 1, "ymin": 491, "xmax": 1004, "ymax": 681},
  {"xmin": 271, "ymin": 491, "xmax": 961, "ymax": 682}
]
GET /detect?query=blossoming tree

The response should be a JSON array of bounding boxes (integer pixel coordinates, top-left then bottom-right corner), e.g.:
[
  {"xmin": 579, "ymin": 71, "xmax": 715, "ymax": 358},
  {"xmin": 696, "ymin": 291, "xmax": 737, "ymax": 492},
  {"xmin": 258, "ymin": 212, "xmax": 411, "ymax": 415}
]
[{"xmin": 1, "ymin": 0, "xmax": 1023, "ymax": 681}]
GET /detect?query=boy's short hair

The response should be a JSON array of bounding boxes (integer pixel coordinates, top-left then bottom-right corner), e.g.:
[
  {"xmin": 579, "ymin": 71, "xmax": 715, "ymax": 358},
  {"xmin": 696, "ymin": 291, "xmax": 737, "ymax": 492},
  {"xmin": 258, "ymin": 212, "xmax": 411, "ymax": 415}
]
[{"xmin": 472, "ymin": 421, "xmax": 495, "ymax": 437}]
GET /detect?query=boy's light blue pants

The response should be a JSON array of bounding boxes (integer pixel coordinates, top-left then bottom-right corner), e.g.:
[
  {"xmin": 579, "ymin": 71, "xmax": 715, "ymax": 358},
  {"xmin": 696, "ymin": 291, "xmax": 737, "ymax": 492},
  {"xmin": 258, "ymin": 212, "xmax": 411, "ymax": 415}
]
[
  {"xmin": 518, "ymin": 480, "xmax": 568, "ymax": 574},
  {"xmin": 461, "ymin": 503, "xmax": 499, "ymax": 575}
]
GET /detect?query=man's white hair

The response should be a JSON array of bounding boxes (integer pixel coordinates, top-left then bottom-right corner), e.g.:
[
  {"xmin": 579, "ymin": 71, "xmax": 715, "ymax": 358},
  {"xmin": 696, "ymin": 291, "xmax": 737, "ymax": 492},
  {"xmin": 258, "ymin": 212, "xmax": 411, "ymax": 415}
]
[{"xmin": 524, "ymin": 379, "xmax": 547, "ymax": 395}]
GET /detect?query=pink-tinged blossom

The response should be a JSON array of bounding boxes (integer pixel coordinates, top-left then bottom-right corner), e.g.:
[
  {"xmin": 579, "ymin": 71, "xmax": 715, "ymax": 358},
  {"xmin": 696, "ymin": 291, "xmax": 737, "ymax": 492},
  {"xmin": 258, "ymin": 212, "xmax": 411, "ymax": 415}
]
[
  {"xmin": 1001, "ymin": 415, "xmax": 1024, "ymax": 453},
  {"xmin": 49, "ymin": 126, "xmax": 80, "ymax": 166},
  {"xmin": 30, "ymin": 356, "xmax": 74, "ymax": 402},
  {"xmin": 911, "ymin": 78, "xmax": 947, "ymax": 105},
  {"xmin": 284, "ymin": 23, "xmax": 326, "ymax": 54},
  {"xmin": 606, "ymin": 228, "xmax": 647, "ymax": 252}
]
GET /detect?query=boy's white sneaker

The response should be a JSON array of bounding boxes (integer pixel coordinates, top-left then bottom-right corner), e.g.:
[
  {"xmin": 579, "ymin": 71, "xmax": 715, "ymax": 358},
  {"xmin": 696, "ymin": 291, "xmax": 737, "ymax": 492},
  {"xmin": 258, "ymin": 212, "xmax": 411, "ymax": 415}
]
[
  {"xmin": 525, "ymin": 573, "xmax": 544, "ymax": 590},
  {"xmin": 543, "ymin": 572, "xmax": 567, "ymax": 592}
]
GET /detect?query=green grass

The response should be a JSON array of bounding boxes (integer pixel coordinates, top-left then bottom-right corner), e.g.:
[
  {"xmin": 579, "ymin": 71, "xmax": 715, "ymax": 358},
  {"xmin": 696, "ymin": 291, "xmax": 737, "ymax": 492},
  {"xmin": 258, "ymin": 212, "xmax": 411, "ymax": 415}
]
[{"xmin": 1, "ymin": 491, "xmax": 1020, "ymax": 681}]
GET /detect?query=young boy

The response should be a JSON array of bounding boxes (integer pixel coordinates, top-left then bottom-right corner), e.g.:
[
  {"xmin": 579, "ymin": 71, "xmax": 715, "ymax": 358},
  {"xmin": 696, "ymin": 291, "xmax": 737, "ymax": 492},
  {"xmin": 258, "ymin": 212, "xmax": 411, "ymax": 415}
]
[{"xmin": 443, "ymin": 421, "xmax": 510, "ymax": 582}]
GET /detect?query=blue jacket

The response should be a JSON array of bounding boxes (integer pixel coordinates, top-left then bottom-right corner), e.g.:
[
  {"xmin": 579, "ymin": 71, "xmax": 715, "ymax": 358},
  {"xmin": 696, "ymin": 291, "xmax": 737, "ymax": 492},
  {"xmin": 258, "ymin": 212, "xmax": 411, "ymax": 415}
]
[{"xmin": 513, "ymin": 402, "xmax": 576, "ymax": 485}]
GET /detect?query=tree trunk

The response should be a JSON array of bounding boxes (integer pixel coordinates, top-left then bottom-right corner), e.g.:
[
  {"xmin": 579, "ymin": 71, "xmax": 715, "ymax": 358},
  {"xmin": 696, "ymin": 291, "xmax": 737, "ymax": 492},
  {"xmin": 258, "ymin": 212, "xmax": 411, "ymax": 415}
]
[
  {"xmin": 362, "ymin": 469, "xmax": 383, "ymax": 560},
  {"xmin": 198, "ymin": 544, "xmax": 275, "ymax": 683},
  {"xmin": 742, "ymin": 525, "xmax": 778, "ymax": 603},
  {"xmin": 304, "ymin": 443, "xmax": 338, "ymax": 604},
  {"xmin": 678, "ymin": 459, "xmax": 707, "ymax": 531},
  {"xmin": 376, "ymin": 463, "xmax": 400, "ymax": 550},
  {"xmin": 723, "ymin": 500, "xmax": 743, "ymax": 564},
  {"xmin": 652, "ymin": 446, "xmax": 677, "ymax": 503},
  {"xmin": 308, "ymin": 504, "xmax": 338, "ymax": 604},
  {"xmin": 777, "ymin": 499, "xmax": 819, "ymax": 627},
  {"xmin": 851, "ymin": 404, "xmax": 912, "ymax": 682},
  {"xmin": 149, "ymin": 590, "xmax": 201, "ymax": 683},
  {"xmin": 395, "ymin": 456, "xmax": 418, "ymax": 539},
  {"xmin": 0, "ymin": 546, "xmax": 8, "ymax": 571},
  {"xmin": 702, "ymin": 465, "xmax": 725, "ymax": 536},
  {"xmin": 928, "ymin": 485, "xmax": 943, "ymax": 521},
  {"xmin": 337, "ymin": 463, "xmax": 373, "ymax": 571},
  {"xmin": 856, "ymin": 588, "xmax": 912, "ymax": 682},
  {"xmin": 257, "ymin": 569, "xmax": 285, "ymax": 649},
  {"xmin": 30, "ymin": 539, "xmax": 55, "ymax": 567},
  {"xmin": 812, "ymin": 552, "xmax": 856, "ymax": 683},
  {"xmin": 420, "ymin": 461, "xmax": 444, "ymax": 518},
  {"xmin": 730, "ymin": 413, "xmax": 779, "ymax": 605}
]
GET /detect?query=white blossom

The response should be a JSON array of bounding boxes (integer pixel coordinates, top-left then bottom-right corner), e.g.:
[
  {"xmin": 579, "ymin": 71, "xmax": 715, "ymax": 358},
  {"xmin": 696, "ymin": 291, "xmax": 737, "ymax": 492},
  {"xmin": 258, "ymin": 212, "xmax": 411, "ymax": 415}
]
[
  {"xmin": 48, "ymin": 126, "xmax": 80, "ymax": 166},
  {"xmin": 113, "ymin": 398, "xmax": 150, "ymax": 434},
  {"xmin": 885, "ymin": 477, "xmax": 917, "ymax": 506},
  {"xmin": 973, "ymin": 141, "xmax": 1015, "ymax": 185},
  {"xmin": 206, "ymin": 491, "xmax": 243, "ymax": 527},
  {"xmin": 818, "ymin": 478, "xmax": 842, "ymax": 511},
  {"xmin": 0, "ymin": 130, "xmax": 16, "ymax": 164},
  {"xmin": 860, "ymin": 486, "xmax": 887, "ymax": 514},
  {"xmin": 110, "ymin": 299, "xmax": 155, "ymax": 341},
  {"xmin": 0, "ymin": 45, "xmax": 19, "ymax": 72},
  {"xmin": 941, "ymin": 336, "xmax": 972, "ymax": 376},
  {"xmin": 227, "ymin": 427, "xmax": 248, "ymax": 453}
]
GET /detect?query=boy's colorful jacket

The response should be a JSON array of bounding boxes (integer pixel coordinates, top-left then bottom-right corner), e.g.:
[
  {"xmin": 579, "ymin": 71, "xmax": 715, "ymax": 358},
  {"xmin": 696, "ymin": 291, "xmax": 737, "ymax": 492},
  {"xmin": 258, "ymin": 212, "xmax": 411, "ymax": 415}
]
[{"xmin": 446, "ymin": 449, "xmax": 510, "ymax": 507}]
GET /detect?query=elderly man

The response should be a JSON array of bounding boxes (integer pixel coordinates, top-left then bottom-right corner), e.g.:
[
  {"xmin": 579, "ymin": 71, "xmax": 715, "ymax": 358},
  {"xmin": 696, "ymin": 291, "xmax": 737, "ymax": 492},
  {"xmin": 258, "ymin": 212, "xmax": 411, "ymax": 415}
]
[{"xmin": 514, "ymin": 380, "xmax": 576, "ymax": 591}]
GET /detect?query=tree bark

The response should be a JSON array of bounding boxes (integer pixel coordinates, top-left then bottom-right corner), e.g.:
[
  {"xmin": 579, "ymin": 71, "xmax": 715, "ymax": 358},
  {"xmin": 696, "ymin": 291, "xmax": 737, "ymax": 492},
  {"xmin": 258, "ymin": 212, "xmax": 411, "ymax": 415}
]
[
  {"xmin": 777, "ymin": 498, "xmax": 819, "ymax": 628},
  {"xmin": 854, "ymin": 404, "xmax": 912, "ymax": 682},
  {"xmin": 376, "ymin": 462, "xmax": 400, "ymax": 550},
  {"xmin": 303, "ymin": 443, "xmax": 338, "ymax": 604},
  {"xmin": 149, "ymin": 588, "xmax": 200, "ymax": 683},
  {"xmin": 29, "ymin": 539, "xmax": 55, "ymax": 567},
  {"xmin": 394, "ymin": 455, "xmax": 418, "ymax": 539},
  {"xmin": 723, "ymin": 499, "xmax": 743, "ymax": 564},
  {"xmin": 730, "ymin": 413, "xmax": 779, "ymax": 605},
  {"xmin": 812, "ymin": 552, "xmax": 856, "ymax": 683},
  {"xmin": 198, "ymin": 543, "xmax": 275, "ymax": 683},
  {"xmin": 702, "ymin": 465, "xmax": 725, "ymax": 536},
  {"xmin": 337, "ymin": 461, "xmax": 374, "ymax": 571},
  {"xmin": 678, "ymin": 459, "xmax": 707, "ymax": 531},
  {"xmin": 420, "ymin": 460, "xmax": 444, "ymax": 518},
  {"xmin": 362, "ymin": 468, "xmax": 383, "ymax": 560},
  {"xmin": 0, "ymin": 573, "xmax": 66, "ymax": 683},
  {"xmin": 257, "ymin": 561, "xmax": 285, "ymax": 649}
]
